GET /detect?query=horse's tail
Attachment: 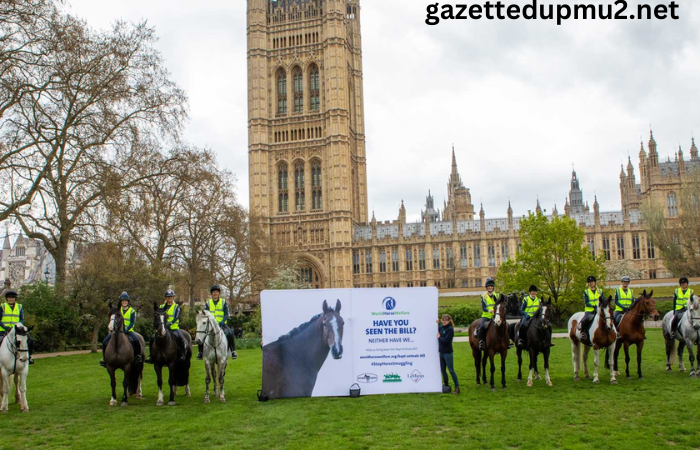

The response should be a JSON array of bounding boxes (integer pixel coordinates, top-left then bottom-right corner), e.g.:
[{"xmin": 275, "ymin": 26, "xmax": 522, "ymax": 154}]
[
  {"xmin": 128, "ymin": 360, "xmax": 142, "ymax": 395},
  {"xmin": 669, "ymin": 338, "xmax": 679, "ymax": 365}
]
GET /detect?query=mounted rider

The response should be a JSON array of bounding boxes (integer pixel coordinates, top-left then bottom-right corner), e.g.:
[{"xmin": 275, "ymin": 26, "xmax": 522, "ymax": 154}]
[
  {"xmin": 146, "ymin": 289, "xmax": 187, "ymax": 363},
  {"xmin": 613, "ymin": 276, "xmax": 634, "ymax": 332},
  {"xmin": 477, "ymin": 278, "xmax": 499, "ymax": 351},
  {"xmin": 578, "ymin": 275, "xmax": 603, "ymax": 341},
  {"xmin": 99, "ymin": 292, "xmax": 142, "ymax": 367},
  {"xmin": 518, "ymin": 285, "xmax": 540, "ymax": 347},
  {"xmin": 197, "ymin": 285, "xmax": 237, "ymax": 360},
  {"xmin": 671, "ymin": 277, "xmax": 693, "ymax": 339},
  {"xmin": 0, "ymin": 289, "xmax": 34, "ymax": 365}
]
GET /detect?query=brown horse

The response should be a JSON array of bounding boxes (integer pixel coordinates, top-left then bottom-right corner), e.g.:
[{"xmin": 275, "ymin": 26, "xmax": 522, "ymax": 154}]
[
  {"xmin": 568, "ymin": 296, "xmax": 618, "ymax": 384},
  {"xmin": 104, "ymin": 306, "xmax": 144, "ymax": 406},
  {"xmin": 612, "ymin": 290, "xmax": 659, "ymax": 379},
  {"xmin": 468, "ymin": 296, "xmax": 509, "ymax": 390}
]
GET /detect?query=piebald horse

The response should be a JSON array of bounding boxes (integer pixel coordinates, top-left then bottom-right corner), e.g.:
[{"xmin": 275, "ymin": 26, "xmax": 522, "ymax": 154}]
[
  {"xmin": 195, "ymin": 309, "xmax": 229, "ymax": 403},
  {"xmin": 468, "ymin": 296, "xmax": 509, "ymax": 391},
  {"xmin": 612, "ymin": 290, "xmax": 659, "ymax": 379},
  {"xmin": 662, "ymin": 294, "xmax": 700, "ymax": 376},
  {"xmin": 568, "ymin": 296, "xmax": 618, "ymax": 384},
  {"xmin": 0, "ymin": 324, "xmax": 31, "ymax": 413}
]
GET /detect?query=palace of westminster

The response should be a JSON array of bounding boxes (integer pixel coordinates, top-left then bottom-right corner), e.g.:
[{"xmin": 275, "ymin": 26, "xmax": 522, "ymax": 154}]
[{"xmin": 247, "ymin": 0, "xmax": 693, "ymax": 289}]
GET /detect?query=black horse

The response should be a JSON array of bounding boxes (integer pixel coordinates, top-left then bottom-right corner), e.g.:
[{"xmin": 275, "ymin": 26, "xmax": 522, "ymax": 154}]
[
  {"xmin": 510, "ymin": 300, "xmax": 554, "ymax": 387},
  {"xmin": 151, "ymin": 303, "xmax": 192, "ymax": 406},
  {"xmin": 262, "ymin": 299, "xmax": 344, "ymax": 399},
  {"xmin": 104, "ymin": 306, "xmax": 144, "ymax": 406}
]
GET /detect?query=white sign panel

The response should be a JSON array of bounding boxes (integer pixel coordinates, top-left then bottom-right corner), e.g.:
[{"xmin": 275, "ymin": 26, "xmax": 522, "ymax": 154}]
[{"xmin": 261, "ymin": 287, "xmax": 441, "ymax": 399}]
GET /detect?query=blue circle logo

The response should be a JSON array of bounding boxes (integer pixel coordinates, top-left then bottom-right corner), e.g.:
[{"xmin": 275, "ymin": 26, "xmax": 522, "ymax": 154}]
[{"xmin": 383, "ymin": 297, "xmax": 396, "ymax": 311}]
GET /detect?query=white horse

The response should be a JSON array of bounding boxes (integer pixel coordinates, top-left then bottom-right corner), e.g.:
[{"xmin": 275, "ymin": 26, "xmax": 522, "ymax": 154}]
[
  {"xmin": 195, "ymin": 310, "xmax": 230, "ymax": 403},
  {"xmin": 0, "ymin": 324, "xmax": 31, "ymax": 413},
  {"xmin": 662, "ymin": 294, "xmax": 700, "ymax": 376},
  {"xmin": 568, "ymin": 296, "xmax": 618, "ymax": 384}
]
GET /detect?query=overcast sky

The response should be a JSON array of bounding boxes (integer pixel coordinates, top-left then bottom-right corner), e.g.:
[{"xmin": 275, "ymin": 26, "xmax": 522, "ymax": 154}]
[{"xmin": 65, "ymin": 0, "xmax": 700, "ymax": 223}]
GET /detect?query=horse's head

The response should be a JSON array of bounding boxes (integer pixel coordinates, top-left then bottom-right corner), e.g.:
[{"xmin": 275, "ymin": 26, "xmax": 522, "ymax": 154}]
[
  {"xmin": 493, "ymin": 294, "xmax": 507, "ymax": 327},
  {"xmin": 598, "ymin": 296, "xmax": 614, "ymax": 331},
  {"xmin": 539, "ymin": 297, "xmax": 553, "ymax": 328},
  {"xmin": 638, "ymin": 289, "xmax": 660, "ymax": 321},
  {"xmin": 13, "ymin": 324, "xmax": 30, "ymax": 363},
  {"xmin": 195, "ymin": 309, "xmax": 216, "ymax": 345},
  {"xmin": 153, "ymin": 302, "xmax": 167, "ymax": 337},
  {"xmin": 322, "ymin": 299, "xmax": 344, "ymax": 360},
  {"xmin": 108, "ymin": 306, "xmax": 124, "ymax": 334},
  {"xmin": 689, "ymin": 294, "xmax": 700, "ymax": 330}
]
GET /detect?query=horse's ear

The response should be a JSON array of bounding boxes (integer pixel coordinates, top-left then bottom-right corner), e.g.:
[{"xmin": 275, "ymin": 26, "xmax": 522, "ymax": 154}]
[
  {"xmin": 27, "ymin": 326, "xmax": 34, "ymax": 332},
  {"xmin": 322, "ymin": 300, "xmax": 329, "ymax": 313},
  {"xmin": 195, "ymin": 307, "xmax": 200, "ymax": 313},
  {"xmin": 153, "ymin": 301, "xmax": 158, "ymax": 311},
  {"xmin": 335, "ymin": 299, "xmax": 341, "ymax": 313},
  {"xmin": 649, "ymin": 290, "xmax": 654, "ymax": 298}
]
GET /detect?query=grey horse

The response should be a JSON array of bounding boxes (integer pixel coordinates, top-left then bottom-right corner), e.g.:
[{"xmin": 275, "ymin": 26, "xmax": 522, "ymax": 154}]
[{"xmin": 662, "ymin": 294, "xmax": 700, "ymax": 376}]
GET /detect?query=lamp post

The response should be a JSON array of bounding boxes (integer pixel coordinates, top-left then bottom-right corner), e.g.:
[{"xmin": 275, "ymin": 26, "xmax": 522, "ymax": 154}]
[{"xmin": 44, "ymin": 268, "xmax": 50, "ymax": 284}]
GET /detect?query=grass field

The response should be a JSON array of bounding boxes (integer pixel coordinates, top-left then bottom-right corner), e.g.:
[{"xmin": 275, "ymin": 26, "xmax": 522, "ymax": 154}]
[{"xmin": 4, "ymin": 329, "xmax": 700, "ymax": 449}]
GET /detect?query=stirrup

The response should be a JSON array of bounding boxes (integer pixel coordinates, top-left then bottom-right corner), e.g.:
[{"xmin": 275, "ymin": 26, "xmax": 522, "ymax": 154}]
[
  {"xmin": 99, "ymin": 359, "xmax": 106, "ymax": 368},
  {"xmin": 517, "ymin": 339, "xmax": 524, "ymax": 347},
  {"xmin": 231, "ymin": 351, "xmax": 238, "ymax": 360},
  {"xmin": 196, "ymin": 352, "xmax": 203, "ymax": 360},
  {"xmin": 28, "ymin": 358, "xmax": 35, "ymax": 365},
  {"xmin": 135, "ymin": 355, "xmax": 143, "ymax": 364},
  {"xmin": 145, "ymin": 356, "xmax": 153, "ymax": 364}
]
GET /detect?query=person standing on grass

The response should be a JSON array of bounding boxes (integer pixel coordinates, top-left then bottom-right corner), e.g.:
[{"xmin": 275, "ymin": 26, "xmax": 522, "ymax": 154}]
[{"xmin": 437, "ymin": 314, "xmax": 459, "ymax": 394}]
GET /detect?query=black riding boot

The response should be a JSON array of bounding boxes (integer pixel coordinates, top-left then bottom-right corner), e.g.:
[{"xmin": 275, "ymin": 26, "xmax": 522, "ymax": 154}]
[
  {"xmin": 99, "ymin": 335, "xmax": 109, "ymax": 367},
  {"xmin": 197, "ymin": 343, "xmax": 204, "ymax": 360},
  {"xmin": 176, "ymin": 333, "xmax": 186, "ymax": 361},
  {"xmin": 130, "ymin": 337, "xmax": 143, "ymax": 364},
  {"xmin": 671, "ymin": 315, "xmax": 679, "ymax": 339},
  {"xmin": 478, "ymin": 321, "xmax": 488, "ymax": 350},
  {"xmin": 226, "ymin": 329, "xmax": 238, "ymax": 360},
  {"xmin": 145, "ymin": 338, "xmax": 155, "ymax": 364}
]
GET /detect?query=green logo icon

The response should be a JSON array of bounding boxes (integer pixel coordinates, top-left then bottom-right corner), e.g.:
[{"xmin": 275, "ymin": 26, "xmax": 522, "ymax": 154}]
[{"xmin": 382, "ymin": 373, "xmax": 402, "ymax": 383}]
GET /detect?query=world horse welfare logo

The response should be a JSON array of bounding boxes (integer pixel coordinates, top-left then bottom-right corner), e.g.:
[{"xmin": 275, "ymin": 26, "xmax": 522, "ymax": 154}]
[
  {"xmin": 407, "ymin": 369, "xmax": 424, "ymax": 383},
  {"xmin": 383, "ymin": 373, "xmax": 402, "ymax": 383},
  {"xmin": 356, "ymin": 373, "xmax": 378, "ymax": 384},
  {"xmin": 383, "ymin": 297, "xmax": 396, "ymax": 311}
]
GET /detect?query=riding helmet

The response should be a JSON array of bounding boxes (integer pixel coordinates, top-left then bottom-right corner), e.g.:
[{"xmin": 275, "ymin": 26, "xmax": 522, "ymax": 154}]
[
  {"xmin": 164, "ymin": 289, "xmax": 175, "ymax": 297},
  {"xmin": 4, "ymin": 289, "xmax": 17, "ymax": 298},
  {"xmin": 679, "ymin": 277, "xmax": 689, "ymax": 285},
  {"xmin": 621, "ymin": 276, "xmax": 631, "ymax": 283},
  {"xmin": 529, "ymin": 285, "xmax": 538, "ymax": 293},
  {"xmin": 210, "ymin": 284, "xmax": 221, "ymax": 294},
  {"xmin": 587, "ymin": 276, "xmax": 597, "ymax": 283},
  {"xmin": 485, "ymin": 278, "xmax": 495, "ymax": 288},
  {"xmin": 119, "ymin": 292, "xmax": 130, "ymax": 302}
]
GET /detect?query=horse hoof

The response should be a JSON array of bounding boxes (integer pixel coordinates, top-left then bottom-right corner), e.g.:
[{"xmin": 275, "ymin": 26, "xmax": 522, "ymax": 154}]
[
  {"xmin": 156, "ymin": 401, "xmax": 163, "ymax": 407},
  {"xmin": 186, "ymin": 393, "xmax": 191, "ymax": 398},
  {"xmin": 546, "ymin": 381, "xmax": 553, "ymax": 387},
  {"xmin": 610, "ymin": 380, "xmax": 618, "ymax": 385},
  {"xmin": 585, "ymin": 375, "xmax": 592, "ymax": 380},
  {"xmin": 490, "ymin": 387, "xmax": 496, "ymax": 392},
  {"xmin": 120, "ymin": 402, "xmax": 128, "ymax": 407},
  {"xmin": 535, "ymin": 374, "xmax": 542, "ymax": 381},
  {"xmin": 638, "ymin": 377, "xmax": 645, "ymax": 381},
  {"xmin": 527, "ymin": 381, "xmax": 533, "ymax": 387},
  {"xmin": 666, "ymin": 367, "xmax": 672, "ymax": 372},
  {"xmin": 204, "ymin": 398, "xmax": 210, "ymax": 404},
  {"xmin": 573, "ymin": 376, "xmax": 580, "ymax": 382},
  {"xmin": 219, "ymin": 397, "xmax": 226, "ymax": 403},
  {"xmin": 109, "ymin": 400, "xmax": 117, "ymax": 406},
  {"xmin": 21, "ymin": 409, "xmax": 28, "ymax": 413},
  {"xmin": 680, "ymin": 368, "xmax": 687, "ymax": 373},
  {"xmin": 592, "ymin": 379, "xmax": 600, "ymax": 384},
  {"xmin": 135, "ymin": 395, "xmax": 143, "ymax": 400},
  {"xmin": 168, "ymin": 401, "xmax": 176, "ymax": 406}
]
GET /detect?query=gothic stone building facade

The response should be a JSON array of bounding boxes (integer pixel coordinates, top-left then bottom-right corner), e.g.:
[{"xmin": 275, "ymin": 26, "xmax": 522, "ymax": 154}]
[{"xmin": 247, "ymin": 0, "xmax": 684, "ymax": 289}]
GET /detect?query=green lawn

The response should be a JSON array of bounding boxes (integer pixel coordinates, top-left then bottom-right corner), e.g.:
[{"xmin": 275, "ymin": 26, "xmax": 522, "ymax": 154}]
[{"xmin": 4, "ymin": 330, "xmax": 700, "ymax": 449}]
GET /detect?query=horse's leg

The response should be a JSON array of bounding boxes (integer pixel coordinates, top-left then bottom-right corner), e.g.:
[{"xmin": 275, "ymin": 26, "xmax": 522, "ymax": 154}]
[
  {"xmin": 535, "ymin": 356, "xmax": 541, "ymax": 381},
  {"xmin": 168, "ymin": 365, "xmax": 176, "ymax": 406},
  {"xmin": 623, "ymin": 341, "xmax": 631, "ymax": 379},
  {"xmin": 0, "ymin": 369, "xmax": 9, "ymax": 412},
  {"xmin": 516, "ymin": 347, "xmax": 522, "ymax": 381},
  {"xmin": 489, "ymin": 352, "xmax": 496, "ymax": 391},
  {"xmin": 18, "ymin": 371, "xmax": 28, "ymax": 413},
  {"xmin": 121, "ymin": 365, "xmax": 130, "ymax": 406},
  {"xmin": 14, "ymin": 373, "xmax": 20, "ymax": 404},
  {"xmin": 219, "ymin": 359, "xmax": 227, "ymax": 402},
  {"xmin": 108, "ymin": 368, "xmax": 118, "ymax": 406},
  {"xmin": 679, "ymin": 340, "xmax": 687, "ymax": 372},
  {"xmin": 155, "ymin": 365, "xmax": 164, "ymax": 406},
  {"xmin": 613, "ymin": 339, "xmax": 621, "ymax": 375},
  {"xmin": 592, "ymin": 349, "xmax": 600, "ymax": 384},
  {"xmin": 571, "ymin": 341, "xmax": 580, "ymax": 381},
  {"xmin": 609, "ymin": 345, "xmax": 618, "ymax": 384},
  {"xmin": 481, "ymin": 350, "xmax": 488, "ymax": 384},
  {"xmin": 637, "ymin": 341, "xmax": 645, "ymax": 380},
  {"xmin": 583, "ymin": 345, "xmax": 591, "ymax": 380},
  {"xmin": 527, "ymin": 348, "xmax": 535, "ymax": 387},
  {"xmin": 500, "ymin": 351, "xmax": 507, "ymax": 389},
  {"xmin": 472, "ymin": 348, "xmax": 481, "ymax": 386},
  {"xmin": 544, "ymin": 347, "xmax": 553, "ymax": 387},
  {"xmin": 686, "ymin": 339, "xmax": 696, "ymax": 378},
  {"xmin": 204, "ymin": 358, "xmax": 211, "ymax": 404}
]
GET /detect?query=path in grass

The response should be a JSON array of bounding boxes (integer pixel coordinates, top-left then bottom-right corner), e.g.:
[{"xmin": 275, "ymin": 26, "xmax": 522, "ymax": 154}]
[{"xmin": 4, "ymin": 329, "xmax": 700, "ymax": 450}]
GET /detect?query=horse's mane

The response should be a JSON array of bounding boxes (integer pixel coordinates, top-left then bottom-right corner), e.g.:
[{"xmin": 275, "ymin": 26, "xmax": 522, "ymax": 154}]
[{"xmin": 277, "ymin": 313, "xmax": 323, "ymax": 341}]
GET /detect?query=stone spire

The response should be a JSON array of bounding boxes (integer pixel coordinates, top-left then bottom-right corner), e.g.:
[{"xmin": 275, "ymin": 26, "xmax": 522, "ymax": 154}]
[
  {"xmin": 691, "ymin": 137, "xmax": 698, "ymax": 161},
  {"xmin": 535, "ymin": 198, "xmax": 542, "ymax": 214},
  {"xmin": 627, "ymin": 156, "xmax": 635, "ymax": 178},
  {"xmin": 678, "ymin": 145, "xmax": 686, "ymax": 173},
  {"xmin": 568, "ymin": 169, "xmax": 586, "ymax": 214},
  {"xmin": 649, "ymin": 130, "xmax": 659, "ymax": 168},
  {"xmin": 2, "ymin": 224, "xmax": 10, "ymax": 250},
  {"xmin": 620, "ymin": 164, "xmax": 626, "ymax": 180},
  {"xmin": 479, "ymin": 203, "xmax": 485, "ymax": 232},
  {"xmin": 398, "ymin": 200, "xmax": 406, "ymax": 224},
  {"xmin": 552, "ymin": 204, "xmax": 558, "ymax": 216}
]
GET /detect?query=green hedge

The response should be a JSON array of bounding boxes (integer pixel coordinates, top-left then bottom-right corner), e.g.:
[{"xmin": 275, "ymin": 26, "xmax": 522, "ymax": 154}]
[{"xmin": 439, "ymin": 304, "xmax": 482, "ymax": 328}]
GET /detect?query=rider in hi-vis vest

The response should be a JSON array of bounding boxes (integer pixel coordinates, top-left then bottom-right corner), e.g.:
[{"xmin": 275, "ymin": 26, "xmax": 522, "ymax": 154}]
[
  {"xmin": 477, "ymin": 278, "xmax": 498, "ymax": 351},
  {"xmin": 613, "ymin": 276, "xmax": 634, "ymax": 331},
  {"xmin": 100, "ymin": 292, "xmax": 142, "ymax": 367},
  {"xmin": 147, "ymin": 289, "xmax": 187, "ymax": 363},
  {"xmin": 578, "ymin": 275, "xmax": 602, "ymax": 341},
  {"xmin": 671, "ymin": 277, "xmax": 693, "ymax": 339},
  {"xmin": 197, "ymin": 285, "xmax": 237, "ymax": 360},
  {"xmin": 518, "ymin": 285, "xmax": 541, "ymax": 347},
  {"xmin": 0, "ymin": 289, "xmax": 34, "ymax": 364}
]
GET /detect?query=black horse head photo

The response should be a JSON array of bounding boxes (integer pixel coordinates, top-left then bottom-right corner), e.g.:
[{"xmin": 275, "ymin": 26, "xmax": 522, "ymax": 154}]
[{"xmin": 262, "ymin": 299, "xmax": 345, "ymax": 399}]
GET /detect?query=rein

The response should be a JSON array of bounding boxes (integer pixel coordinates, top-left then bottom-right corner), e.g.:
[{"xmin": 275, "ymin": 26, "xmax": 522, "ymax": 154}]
[
  {"xmin": 197, "ymin": 317, "xmax": 225, "ymax": 360},
  {"xmin": 4, "ymin": 328, "xmax": 29, "ymax": 375}
]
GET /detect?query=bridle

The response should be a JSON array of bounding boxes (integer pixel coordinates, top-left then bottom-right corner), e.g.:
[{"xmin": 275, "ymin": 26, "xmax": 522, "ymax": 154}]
[
  {"xmin": 4, "ymin": 326, "xmax": 30, "ymax": 375},
  {"xmin": 195, "ymin": 315, "xmax": 224, "ymax": 362}
]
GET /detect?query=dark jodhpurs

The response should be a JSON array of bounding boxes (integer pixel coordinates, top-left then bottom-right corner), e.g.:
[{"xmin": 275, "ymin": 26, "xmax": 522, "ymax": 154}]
[
  {"xmin": 672, "ymin": 309, "xmax": 686, "ymax": 333},
  {"xmin": 580, "ymin": 312, "xmax": 596, "ymax": 336},
  {"xmin": 478, "ymin": 318, "xmax": 491, "ymax": 341}
]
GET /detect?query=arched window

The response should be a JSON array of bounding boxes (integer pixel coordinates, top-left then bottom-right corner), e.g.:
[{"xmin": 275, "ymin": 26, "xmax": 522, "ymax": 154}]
[
  {"xmin": 276, "ymin": 69, "xmax": 287, "ymax": 115},
  {"xmin": 278, "ymin": 163, "xmax": 288, "ymax": 213},
  {"xmin": 309, "ymin": 64, "xmax": 320, "ymax": 111},
  {"xmin": 293, "ymin": 66, "xmax": 303, "ymax": 113},
  {"xmin": 295, "ymin": 161, "xmax": 305, "ymax": 211},
  {"xmin": 311, "ymin": 159, "xmax": 322, "ymax": 210},
  {"xmin": 667, "ymin": 192, "xmax": 678, "ymax": 218}
]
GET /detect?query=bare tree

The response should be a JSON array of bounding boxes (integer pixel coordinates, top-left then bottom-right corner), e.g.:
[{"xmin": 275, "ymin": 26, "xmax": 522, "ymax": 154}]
[{"xmin": 11, "ymin": 19, "xmax": 187, "ymax": 292}]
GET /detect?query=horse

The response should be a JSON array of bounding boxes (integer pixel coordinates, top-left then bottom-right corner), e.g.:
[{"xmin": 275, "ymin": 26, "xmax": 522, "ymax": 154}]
[
  {"xmin": 104, "ymin": 306, "xmax": 144, "ymax": 406},
  {"xmin": 662, "ymin": 294, "xmax": 700, "ymax": 376},
  {"xmin": 151, "ymin": 303, "xmax": 192, "ymax": 406},
  {"xmin": 261, "ymin": 299, "xmax": 344, "ymax": 399},
  {"xmin": 195, "ymin": 309, "xmax": 229, "ymax": 403},
  {"xmin": 468, "ymin": 295, "xmax": 509, "ymax": 391},
  {"xmin": 568, "ymin": 296, "xmax": 618, "ymax": 384},
  {"xmin": 510, "ymin": 299, "xmax": 554, "ymax": 387},
  {"xmin": 0, "ymin": 324, "xmax": 31, "ymax": 413},
  {"xmin": 612, "ymin": 290, "xmax": 659, "ymax": 379}
]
